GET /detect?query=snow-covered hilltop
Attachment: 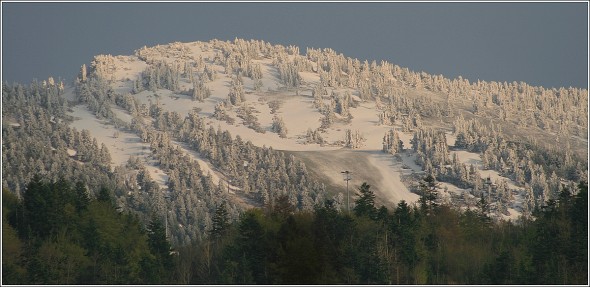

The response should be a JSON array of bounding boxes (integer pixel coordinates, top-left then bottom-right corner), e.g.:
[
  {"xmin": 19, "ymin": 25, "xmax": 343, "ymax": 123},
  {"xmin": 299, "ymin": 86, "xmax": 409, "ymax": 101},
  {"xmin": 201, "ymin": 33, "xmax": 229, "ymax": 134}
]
[{"xmin": 3, "ymin": 38, "xmax": 587, "ymax": 245}]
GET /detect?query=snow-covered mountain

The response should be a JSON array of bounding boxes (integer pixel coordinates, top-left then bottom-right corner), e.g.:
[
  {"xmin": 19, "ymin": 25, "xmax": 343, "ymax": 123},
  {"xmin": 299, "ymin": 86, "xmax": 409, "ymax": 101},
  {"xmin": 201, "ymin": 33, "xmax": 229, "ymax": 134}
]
[{"xmin": 4, "ymin": 38, "xmax": 587, "ymax": 245}]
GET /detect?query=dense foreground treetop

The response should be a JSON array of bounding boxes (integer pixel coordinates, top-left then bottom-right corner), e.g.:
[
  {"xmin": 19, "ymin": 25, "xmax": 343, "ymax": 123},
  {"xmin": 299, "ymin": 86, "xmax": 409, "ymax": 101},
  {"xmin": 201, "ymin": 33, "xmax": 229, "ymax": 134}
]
[{"xmin": 3, "ymin": 176, "xmax": 587, "ymax": 285}]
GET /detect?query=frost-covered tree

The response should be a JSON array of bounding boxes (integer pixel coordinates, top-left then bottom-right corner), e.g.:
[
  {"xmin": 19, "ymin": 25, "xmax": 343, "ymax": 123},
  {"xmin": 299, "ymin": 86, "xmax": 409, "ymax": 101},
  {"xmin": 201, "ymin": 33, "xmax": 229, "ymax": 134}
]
[
  {"xmin": 333, "ymin": 92, "xmax": 350, "ymax": 117},
  {"xmin": 276, "ymin": 57, "xmax": 301, "ymax": 88},
  {"xmin": 203, "ymin": 64, "xmax": 217, "ymax": 82},
  {"xmin": 191, "ymin": 77, "xmax": 211, "ymax": 101},
  {"xmin": 249, "ymin": 63, "xmax": 263, "ymax": 80},
  {"xmin": 344, "ymin": 129, "xmax": 365, "ymax": 149},
  {"xmin": 79, "ymin": 64, "xmax": 88, "ymax": 82},
  {"xmin": 305, "ymin": 128, "xmax": 325, "ymax": 145},
  {"xmin": 236, "ymin": 104, "xmax": 264, "ymax": 133},
  {"xmin": 383, "ymin": 129, "xmax": 403, "ymax": 154},
  {"xmin": 228, "ymin": 76, "xmax": 246, "ymax": 105},
  {"xmin": 319, "ymin": 110, "xmax": 335, "ymax": 130},
  {"xmin": 271, "ymin": 115, "xmax": 288, "ymax": 138},
  {"xmin": 312, "ymin": 83, "xmax": 326, "ymax": 110},
  {"xmin": 378, "ymin": 110, "xmax": 395, "ymax": 126},
  {"xmin": 213, "ymin": 102, "xmax": 227, "ymax": 120},
  {"xmin": 140, "ymin": 61, "xmax": 181, "ymax": 91}
]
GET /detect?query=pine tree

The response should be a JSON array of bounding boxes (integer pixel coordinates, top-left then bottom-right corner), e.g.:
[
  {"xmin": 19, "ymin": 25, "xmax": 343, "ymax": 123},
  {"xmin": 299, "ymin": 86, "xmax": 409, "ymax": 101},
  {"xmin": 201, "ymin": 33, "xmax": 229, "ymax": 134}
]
[
  {"xmin": 228, "ymin": 77, "xmax": 245, "ymax": 105},
  {"xmin": 192, "ymin": 77, "xmax": 211, "ymax": 101},
  {"xmin": 344, "ymin": 129, "xmax": 364, "ymax": 149},
  {"xmin": 354, "ymin": 182, "xmax": 377, "ymax": 219},
  {"xmin": 146, "ymin": 214, "xmax": 174, "ymax": 282},
  {"xmin": 74, "ymin": 181, "xmax": 90, "ymax": 212},
  {"xmin": 210, "ymin": 202, "xmax": 230, "ymax": 240},
  {"xmin": 418, "ymin": 175, "xmax": 439, "ymax": 215},
  {"xmin": 383, "ymin": 129, "xmax": 403, "ymax": 154},
  {"xmin": 271, "ymin": 115, "xmax": 288, "ymax": 138}
]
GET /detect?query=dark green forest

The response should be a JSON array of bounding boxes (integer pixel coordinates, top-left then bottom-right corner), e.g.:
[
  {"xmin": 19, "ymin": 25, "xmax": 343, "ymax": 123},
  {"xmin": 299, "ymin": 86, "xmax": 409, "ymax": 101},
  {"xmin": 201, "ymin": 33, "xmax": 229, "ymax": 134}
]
[{"xmin": 2, "ymin": 176, "xmax": 587, "ymax": 285}]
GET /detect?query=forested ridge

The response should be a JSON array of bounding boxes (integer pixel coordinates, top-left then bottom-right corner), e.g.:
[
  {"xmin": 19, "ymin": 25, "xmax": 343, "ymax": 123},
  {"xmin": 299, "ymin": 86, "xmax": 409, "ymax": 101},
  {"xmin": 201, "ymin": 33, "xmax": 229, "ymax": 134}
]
[
  {"xmin": 2, "ymin": 77, "xmax": 327, "ymax": 245},
  {"xmin": 2, "ymin": 176, "xmax": 587, "ymax": 284},
  {"xmin": 2, "ymin": 38, "xmax": 588, "ymax": 284}
]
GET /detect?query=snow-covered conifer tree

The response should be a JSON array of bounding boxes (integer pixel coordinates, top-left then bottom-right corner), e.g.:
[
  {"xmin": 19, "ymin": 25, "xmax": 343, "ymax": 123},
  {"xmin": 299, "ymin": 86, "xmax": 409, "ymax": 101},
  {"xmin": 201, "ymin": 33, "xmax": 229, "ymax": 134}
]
[{"xmin": 271, "ymin": 115, "xmax": 288, "ymax": 138}]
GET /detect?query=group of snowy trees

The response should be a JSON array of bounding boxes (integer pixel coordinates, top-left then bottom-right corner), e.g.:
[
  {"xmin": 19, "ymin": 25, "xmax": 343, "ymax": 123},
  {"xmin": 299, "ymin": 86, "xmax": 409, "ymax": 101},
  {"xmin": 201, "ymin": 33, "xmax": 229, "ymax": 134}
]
[
  {"xmin": 401, "ymin": 121, "xmax": 583, "ymax": 217},
  {"xmin": 304, "ymin": 128, "xmax": 325, "ymax": 145},
  {"xmin": 271, "ymin": 115, "xmax": 288, "ymax": 138},
  {"xmin": 138, "ymin": 61, "xmax": 181, "ymax": 92},
  {"xmin": 76, "ymin": 71, "xmax": 116, "ymax": 119},
  {"xmin": 344, "ymin": 129, "xmax": 365, "ymax": 149},
  {"xmin": 452, "ymin": 115, "xmax": 584, "ymax": 211},
  {"xmin": 312, "ymin": 87, "xmax": 359, "ymax": 130},
  {"xmin": 90, "ymin": 54, "xmax": 117, "ymax": 82},
  {"xmin": 4, "ymin": 59, "xmax": 328, "ymax": 246},
  {"xmin": 112, "ymin": 89, "xmax": 327, "ymax": 244},
  {"xmin": 132, "ymin": 53, "xmax": 215, "ymax": 101},
  {"xmin": 227, "ymin": 76, "xmax": 246, "ymax": 105},
  {"xmin": 235, "ymin": 103, "xmax": 264, "ymax": 133},
  {"xmin": 307, "ymin": 43, "xmax": 586, "ymax": 137},
  {"xmin": 190, "ymin": 76, "xmax": 211, "ymax": 101},
  {"xmin": 9, "ymin": 84, "xmax": 162, "ymax": 233},
  {"xmin": 333, "ymin": 91, "xmax": 356, "ymax": 118},
  {"xmin": 382, "ymin": 128, "xmax": 403, "ymax": 154},
  {"xmin": 275, "ymin": 54, "xmax": 301, "ymax": 88},
  {"xmin": 375, "ymin": 91, "xmax": 429, "ymax": 132},
  {"xmin": 411, "ymin": 128, "xmax": 451, "ymax": 174},
  {"xmin": 2, "ymin": 81, "xmax": 116, "ymax": 197},
  {"xmin": 131, "ymin": 38, "xmax": 587, "ymax": 151},
  {"xmin": 190, "ymin": 38, "xmax": 303, "ymax": 90},
  {"xmin": 306, "ymin": 39, "xmax": 587, "ymax": 150},
  {"xmin": 371, "ymin": 116, "xmax": 585, "ymax": 218}
]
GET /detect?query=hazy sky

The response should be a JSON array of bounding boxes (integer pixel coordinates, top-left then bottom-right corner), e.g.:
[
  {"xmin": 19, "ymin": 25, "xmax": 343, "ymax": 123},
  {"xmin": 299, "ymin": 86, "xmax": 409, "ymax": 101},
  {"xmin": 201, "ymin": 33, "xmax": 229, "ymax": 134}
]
[{"xmin": 2, "ymin": 2, "xmax": 588, "ymax": 89}]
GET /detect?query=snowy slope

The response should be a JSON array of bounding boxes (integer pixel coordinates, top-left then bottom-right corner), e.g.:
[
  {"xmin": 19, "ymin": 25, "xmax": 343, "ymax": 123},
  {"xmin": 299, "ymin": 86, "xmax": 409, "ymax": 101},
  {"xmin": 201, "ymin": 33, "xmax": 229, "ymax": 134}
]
[
  {"xmin": 69, "ymin": 39, "xmax": 558, "ymax": 213},
  {"xmin": 66, "ymin": 40, "xmax": 434, "ymax": 207}
]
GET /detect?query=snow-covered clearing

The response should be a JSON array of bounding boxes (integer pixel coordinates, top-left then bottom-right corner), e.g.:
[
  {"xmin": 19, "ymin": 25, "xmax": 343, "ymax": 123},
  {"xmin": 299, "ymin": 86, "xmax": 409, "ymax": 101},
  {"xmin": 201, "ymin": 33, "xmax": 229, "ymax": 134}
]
[
  {"xmin": 367, "ymin": 152, "xmax": 420, "ymax": 204},
  {"xmin": 399, "ymin": 152, "xmax": 424, "ymax": 173},
  {"xmin": 109, "ymin": 55, "xmax": 148, "ymax": 94},
  {"xmin": 451, "ymin": 150, "xmax": 484, "ymax": 168},
  {"xmin": 132, "ymin": 89, "xmax": 198, "ymax": 117},
  {"xmin": 290, "ymin": 149, "xmax": 420, "ymax": 207},
  {"xmin": 111, "ymin": 105, "xmax": 133, "ymax": 124},
  {"xmin": 398, "ymin": 131, "xmax": 415, "ymax": 150},
  {"xmin": 144, "ymin": 161, "xmax": 170, "ymax": 190},
  {"xmin": 446, "ymin": 132, "xmax": 457, "ymax": 147},
  {"xmin": 264, "ymin": 93, "xmax": 322, "ymax": 139}
]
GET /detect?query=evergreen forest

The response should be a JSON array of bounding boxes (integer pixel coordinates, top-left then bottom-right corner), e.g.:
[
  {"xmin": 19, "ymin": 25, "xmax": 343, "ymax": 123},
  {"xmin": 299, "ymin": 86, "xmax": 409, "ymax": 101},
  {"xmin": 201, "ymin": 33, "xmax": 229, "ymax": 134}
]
[{"xmin": 2, "ymin": 176, "xmax": 587, "ymax": 284}]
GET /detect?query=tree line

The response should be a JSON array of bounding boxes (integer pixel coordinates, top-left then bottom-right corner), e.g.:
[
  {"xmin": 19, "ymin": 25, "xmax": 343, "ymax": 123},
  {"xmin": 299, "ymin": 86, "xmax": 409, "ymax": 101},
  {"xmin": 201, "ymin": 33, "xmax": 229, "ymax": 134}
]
[
  {"xmin": 4, "ymin": 176, "xmax": 586, "ymax": 284},
  {"xmin": 2, "ymin": 176, "xmax": 175, "ymax": 284}
]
